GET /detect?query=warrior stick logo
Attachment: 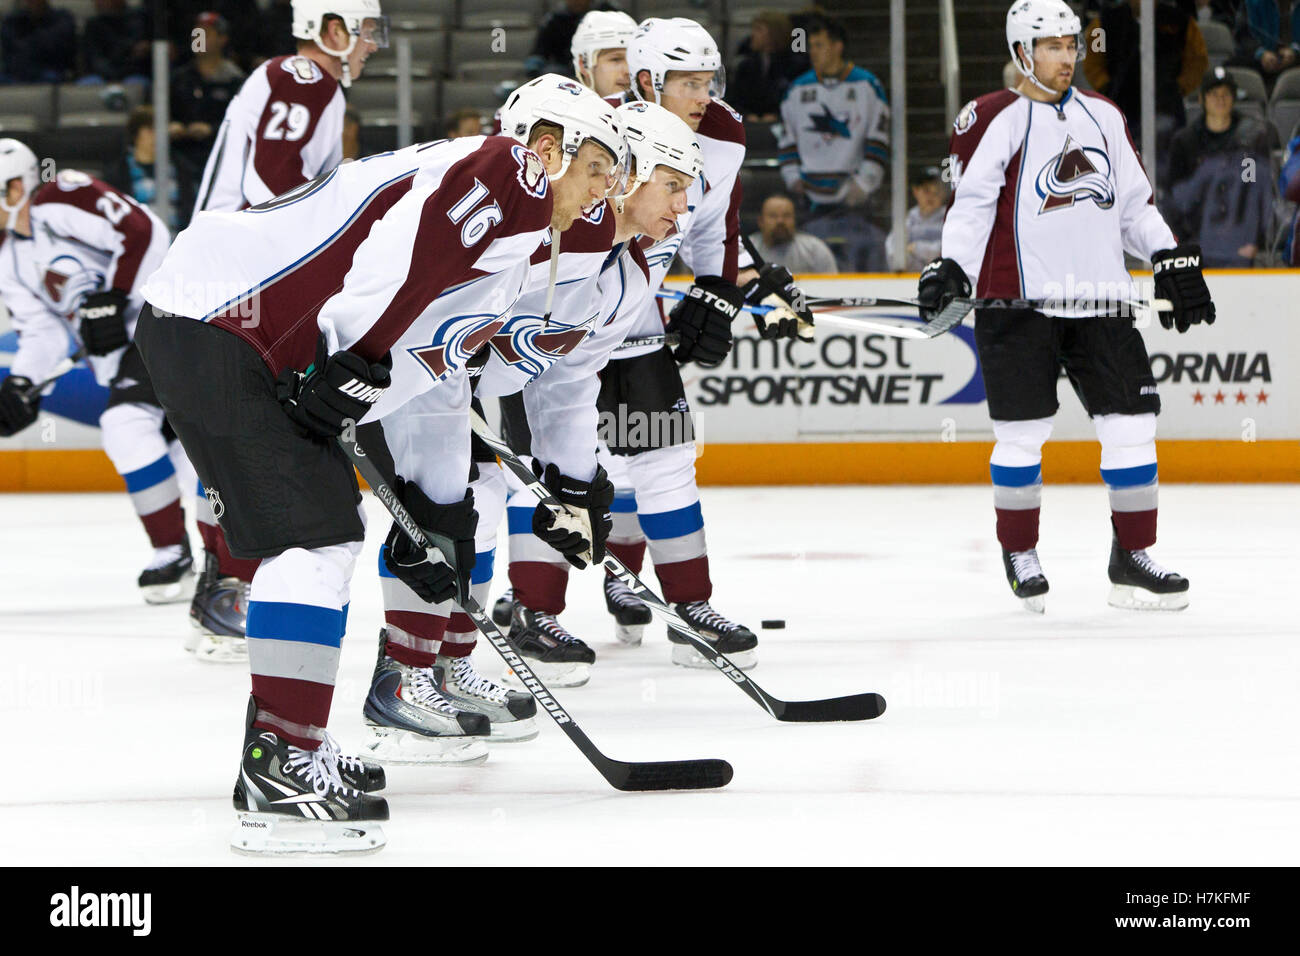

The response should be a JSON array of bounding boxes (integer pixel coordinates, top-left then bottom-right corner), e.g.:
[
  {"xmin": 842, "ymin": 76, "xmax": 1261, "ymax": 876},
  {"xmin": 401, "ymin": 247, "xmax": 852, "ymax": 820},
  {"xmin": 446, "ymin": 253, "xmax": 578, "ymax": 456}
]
[{"xmin": 1034, "ymin": 135, "xmax": 1114, "ymax": 213}]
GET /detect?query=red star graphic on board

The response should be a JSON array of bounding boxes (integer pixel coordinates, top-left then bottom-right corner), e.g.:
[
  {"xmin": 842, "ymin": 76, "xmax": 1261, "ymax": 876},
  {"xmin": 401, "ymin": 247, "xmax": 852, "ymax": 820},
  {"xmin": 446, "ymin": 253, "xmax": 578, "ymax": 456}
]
[
  {"xmin": 1235, "ymin": 390, "xmax": 1247, "ymax": 404},
  {"xmin": 1256, "ymin": 390, "xmax": 1269, "ymax": 404},
  {"xmin": 1192, "ymin": 390, "xmax": 1204, "ymax": 404},
  {"xmin": 1213, "ymin": 390, "xmax": 1225, "ymax": 404}
]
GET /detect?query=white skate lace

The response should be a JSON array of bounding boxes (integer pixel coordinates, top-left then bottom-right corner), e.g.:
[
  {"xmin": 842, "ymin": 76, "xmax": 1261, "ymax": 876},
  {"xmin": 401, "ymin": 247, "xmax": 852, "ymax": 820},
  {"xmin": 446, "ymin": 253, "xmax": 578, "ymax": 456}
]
[
  {"xmin": 284, "ymin": 743, "xmax": 353, "ymax": 796},
  {"xmin": 1010, "ymin": 550, "xmax": 1043, "ymax": 580},
  {"xmin": 605, "ymin": 577, "xmax": 644, "ymax": 608},
  {"xmin": 1129, "ymin": 550, "xmax": 1173, "ymax": 579},
  {"xmin": 682, "ymin": 601, "xmax": 738, "ymax": 634},
  {"xmin": 319, "ymin": 732, "xmax": 370, "ymax": 780},
  {"xmin": 449, "ymin": 657, "xmax": 509, "ymax": 704},
  {"xmin": 409, "ymin": 666, "xmax": 463, "ymax": 716},
  {"xmin": 536, "ymin": 613, "xmax": 582, "ymax": 644},
  {"xmin": 145, "ymin": 544, "xmax": 184, "ymax": 571}
]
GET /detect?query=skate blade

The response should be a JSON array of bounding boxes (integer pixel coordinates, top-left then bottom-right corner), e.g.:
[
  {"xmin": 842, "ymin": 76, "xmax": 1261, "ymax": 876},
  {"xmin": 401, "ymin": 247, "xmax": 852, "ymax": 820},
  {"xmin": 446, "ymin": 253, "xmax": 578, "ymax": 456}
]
[
  {"xmin": 613, "ymin": 623, "xmax": 645, "ymax": 647},
  {"xmin": 1018, "ymin": 594, "xmax": 1046, "ymax": 614},
  {"xmin": 229, "ymin": 812, "xmax": 386, "ymax": 856},
  {"xmin": 142, "ymin": 573, "xmax": 196, "ymax": 605},
  {"xmin": 359, "ymin": 725, "xmax": 490, "ymax": 766},
  {"xmin": 488, "ymin": 717, "xmax": 539, "ymax": 743},
  {"xmin": 1108, "ymin": 584, "xmax": 1189, "ymax": 611},
  {"xmin": 193, "ymin": 633, "xmax": 248, "ymax": 663},
  {"xmin": 503, "ymin": 661, "xmax": 591, "ymax": 688},
  {"xmin": 671, "ymin": 644, "xmax": 757, "ymax": 670}
]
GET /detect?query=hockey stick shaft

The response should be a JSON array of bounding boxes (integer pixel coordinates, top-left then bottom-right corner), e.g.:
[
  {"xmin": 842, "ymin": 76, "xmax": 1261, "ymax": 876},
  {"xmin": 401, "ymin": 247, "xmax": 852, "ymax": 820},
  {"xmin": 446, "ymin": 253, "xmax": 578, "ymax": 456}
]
[
  {"xmin": 20, "ymin": 349, "xmax": 87, "ymax": 401},
  {"xmin": 470, "ymin": 411, "xmax": 885, "ymax": 723},
  {"xmin": 338, "ymin": 429, "xmax": 731, "ymax": 791}
]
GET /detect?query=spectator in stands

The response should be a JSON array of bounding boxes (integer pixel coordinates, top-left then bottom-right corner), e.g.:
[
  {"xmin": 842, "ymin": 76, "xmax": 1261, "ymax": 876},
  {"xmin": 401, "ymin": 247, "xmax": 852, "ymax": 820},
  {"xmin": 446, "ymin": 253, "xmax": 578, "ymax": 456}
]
[
  {"xmin": 1231, "ymin": 1, "xmax": 1300, "ymax": 84},
  {"xmin": 885, "ymin": 166, "xmax": 949, "ymax": 273},
  {"xmin": 445, "ymin": 108, "xmax": 484, "ymax": 139},
  {"xmin": 748, "ymin": 193, "xmax": 838, "ymax": 274},
  {"xmin": 342, "ymin": 107, "xmax": 361, "ymax": 160},
  {"xmin": 777, "ymin": 13, "xmax": 889, "ymax": 272},
  {"xmin": 1081, "ymin": 0, "xmax": 1208, "ymax": 150},
  {"xmin": 0, "ymin": 0, "xmax": 76, "ymax": 83},
  {"xmin": 103, "ymin": 104, "xmax": 191, "ymax": 229},
  {"xmin": 1279, "ymin": 119, "xmax": 1300, "ymax": 264},
  {"xmin": 728, "ymin": 11, "xmax": 806, "ymax": 123},
  {"xmin": 167, "ymin": 0, "xmax": 261, "ymax": 72},
  {"xmin": 169, "ymin": 12, "xmax": 245, "ymax": 201},
  {"xmin": 80, "ymin": 0, "xmax": 151, "ymax": 84},
  {"xmin": 527, "ymin": 0, "xmax": 612, "ymax": 78},
  {"xmin": 1165, "ymin": 67, "xmax": 1277, "ymax": 266}
]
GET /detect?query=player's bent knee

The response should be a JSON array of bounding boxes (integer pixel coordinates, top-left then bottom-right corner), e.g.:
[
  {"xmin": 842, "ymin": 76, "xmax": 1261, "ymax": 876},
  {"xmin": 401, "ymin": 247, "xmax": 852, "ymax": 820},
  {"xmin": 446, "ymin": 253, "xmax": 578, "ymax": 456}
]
[{"xmin": 990, "ymin": 417, "xmax": 1054, "ymax": 467}]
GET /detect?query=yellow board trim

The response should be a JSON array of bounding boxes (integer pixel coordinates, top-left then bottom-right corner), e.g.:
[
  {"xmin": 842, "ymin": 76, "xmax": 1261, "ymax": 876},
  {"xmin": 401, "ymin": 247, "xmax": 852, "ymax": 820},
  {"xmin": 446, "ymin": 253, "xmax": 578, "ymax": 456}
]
[{"xmin": 3, "ymin": 441, "xmax": 1297, "ymax": 492}]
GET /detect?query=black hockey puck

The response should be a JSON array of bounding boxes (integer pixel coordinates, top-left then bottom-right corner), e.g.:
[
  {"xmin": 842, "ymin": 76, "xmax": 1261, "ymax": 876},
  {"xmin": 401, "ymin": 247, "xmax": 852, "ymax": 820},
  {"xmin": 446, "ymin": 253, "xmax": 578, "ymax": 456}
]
[{"xmin": 761, "ymin": 619, "xmax": 785, "ymax": 629}]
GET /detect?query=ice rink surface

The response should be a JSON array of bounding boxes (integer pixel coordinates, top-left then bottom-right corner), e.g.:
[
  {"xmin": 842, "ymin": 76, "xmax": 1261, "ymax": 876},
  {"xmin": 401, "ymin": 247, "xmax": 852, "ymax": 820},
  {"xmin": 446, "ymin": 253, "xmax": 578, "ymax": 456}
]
[{"xmin": 1, "ymin": 483, "xmax": 1296, "ymax": 866}]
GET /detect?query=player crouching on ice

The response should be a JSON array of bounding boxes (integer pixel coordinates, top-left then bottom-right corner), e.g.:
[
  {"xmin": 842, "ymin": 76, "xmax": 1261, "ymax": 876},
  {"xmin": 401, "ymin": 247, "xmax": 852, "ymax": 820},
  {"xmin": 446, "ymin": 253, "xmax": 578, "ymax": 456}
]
[
  {"xmin": 133, "ymin": 84, "xmax": 617, "ymax": 853},
  {"xmin": 917, "ymin": 0, "xmax": 1215, "ymax": 613},
  {"xmin": 0, "ymin": 139, "xmax": 195, "ymax": 604}
]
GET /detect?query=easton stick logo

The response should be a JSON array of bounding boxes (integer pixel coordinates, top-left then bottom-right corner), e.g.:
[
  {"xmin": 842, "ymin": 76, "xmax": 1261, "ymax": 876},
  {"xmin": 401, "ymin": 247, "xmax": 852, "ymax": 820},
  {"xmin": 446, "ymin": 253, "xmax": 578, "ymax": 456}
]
[{"xmin": 708, "ymin": 654, "xmax": 749, "ymax": 684}]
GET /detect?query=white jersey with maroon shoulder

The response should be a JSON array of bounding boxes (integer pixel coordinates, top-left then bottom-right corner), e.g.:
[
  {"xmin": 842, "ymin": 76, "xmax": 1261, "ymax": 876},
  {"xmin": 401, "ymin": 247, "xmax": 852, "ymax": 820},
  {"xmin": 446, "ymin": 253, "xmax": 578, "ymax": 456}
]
[
  {"xmin": 942, "ymin": 87, "xmax": 1176, "ymax": 314},
  {"xmin": 193, "ymin": 54, "xmax": 345, "ymax": 215},
  {"xmin": 475, "ymin": 200, "xmax": 617, "ymax": 398},
  {"xmin": 608, "ymin": 95, "xmax": 750, "ymax": 360},
  {"xmin": 0, "ymin": 169, "xmax": 169, "ymax": 384},
  {"xmin": 143, "ymin": 135, "xmax": 553, "ymax": 418}
]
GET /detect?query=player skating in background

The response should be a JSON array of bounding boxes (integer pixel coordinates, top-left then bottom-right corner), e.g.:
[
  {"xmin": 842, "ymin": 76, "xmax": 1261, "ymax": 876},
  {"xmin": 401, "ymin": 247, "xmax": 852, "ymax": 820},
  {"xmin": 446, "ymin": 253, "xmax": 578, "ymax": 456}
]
[
  {"xmin": 186, "ymin": 0, "xmax": 386, "ymax": 661},
  {"xmin": 0, "ymin": 139, "xmax": 193, "ymax": 604},
  {"xmin": 917, "ymin": 0, "xmax": 1215, "ymax": 613}
]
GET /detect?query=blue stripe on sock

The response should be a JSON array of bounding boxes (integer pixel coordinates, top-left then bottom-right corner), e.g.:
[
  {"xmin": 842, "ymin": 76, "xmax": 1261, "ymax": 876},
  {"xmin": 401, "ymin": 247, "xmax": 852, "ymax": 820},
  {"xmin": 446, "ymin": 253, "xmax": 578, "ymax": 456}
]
[
  {"xmin": 122, "ymin": 455, "xmax": 176, "ymax": 493},
  {"xmin": 340, "ymin": 602, "xmax": 349, "ymax": 638},
  {"xmin": 246, "ymin": 601, "xmax": 344, "ymax": 648},
  {"xmin": 507, "ymin": 505, "xmax": 534, "ymax": 536},
  {"xmin": 1101, "ymin": 463, "xmax": 1158, "ymax": 488},
  {"xmin": 196, "ymin": 479, "xmax": 205, "ymax": 496},
  {"xmin": 611, "ymin": 492, "xmax": 638, "ymax": 514},
  {"xmin": 471, "ymin": 548, "xmax": 495, "ymax": 585},
  {"xmin": 989, "ymin": 463, "xmax": 1042, "ymax": 488},
  {"xmin": 638, "ymin": 502, "xmax": 704, "ymax": 540}
]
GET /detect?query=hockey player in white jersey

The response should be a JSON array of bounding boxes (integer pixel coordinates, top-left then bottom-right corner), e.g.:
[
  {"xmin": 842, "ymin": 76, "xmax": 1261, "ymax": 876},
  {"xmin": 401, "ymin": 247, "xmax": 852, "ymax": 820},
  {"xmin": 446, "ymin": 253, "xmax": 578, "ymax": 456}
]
[
  {"xmin": 918, "ymin": 0, "xmax": 1215, "ymax": 613},
  {"xmin": 499, "ymin": 18, "xmax": 813, "ymax": 671},
  {"xmin": 0, "ymin": 140, "xmax": 194, "ymax": 604},
  {"xmin": 571, "ymin": 10, "xmax": 637, "ymax": 98},
  {"xmin": 135, "ymin": 120, "xmax": 576, "ymax": 853},
  {"xmin": 358, "ymin": 76, "xmax": 629, "ymax": 756},
  {"xmin": 186, "ymin": 1, "xmax": 387, "ymax": 662}
]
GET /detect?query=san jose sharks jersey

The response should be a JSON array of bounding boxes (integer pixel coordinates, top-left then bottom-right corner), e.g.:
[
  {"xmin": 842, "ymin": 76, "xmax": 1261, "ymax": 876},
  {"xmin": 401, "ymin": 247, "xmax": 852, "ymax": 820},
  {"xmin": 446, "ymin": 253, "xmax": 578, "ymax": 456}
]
[
  {"xmin": 1, "ymin": 169, "xmax": 169, "ymax": 384},
  {"xmin": 778, "ymin": 65, "xmax": 889, "ymax": 206},
  {"xmin": 942, "ymin": 87, "xmax": 1176, "ymax": 313},
  {"xmin": 142, "ymin": 135, "xmax": 552, "ymax": 418}
]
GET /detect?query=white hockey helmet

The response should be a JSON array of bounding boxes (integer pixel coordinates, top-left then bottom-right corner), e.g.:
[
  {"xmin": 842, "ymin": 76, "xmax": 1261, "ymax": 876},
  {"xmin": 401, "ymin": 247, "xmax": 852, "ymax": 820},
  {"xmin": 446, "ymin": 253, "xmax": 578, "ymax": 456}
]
[
  {"xmin": 1006, "ymin": 0, "xmax": 1083, "ymax": 88},
  {"xmin": 628, "ymin": 17, "xmax": 725, "ymax": 105},
  {"xmin": 571, "ymin": 10, "xmax": 638, "ymax": 87},
  {"xmin": 611, "ymin": 100, "xmax": 701, "ymax": 212},
  {"xmin": 0, "ymin": 138, "xmax": 40, "ymax": 231},
  {"xmin": 499, "ymin": 74, "xmax": 629, "ymax": 185},
  {"xmin": 292, "ymin": 0, "xmax": 389, "ymax": 85}
]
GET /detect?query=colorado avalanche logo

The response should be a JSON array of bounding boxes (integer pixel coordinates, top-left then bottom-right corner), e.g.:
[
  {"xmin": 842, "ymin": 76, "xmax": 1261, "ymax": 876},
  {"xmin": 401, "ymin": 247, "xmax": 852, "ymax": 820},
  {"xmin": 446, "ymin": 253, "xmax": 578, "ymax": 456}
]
[
  {"xmin": 1034, "ymin": 135, "xmax": 1114, "ymax": 214},
  {"xmin": 41, "ymin": 255, "xmax": 105, "ymax": 317},
  {"xmin": 409, "ymin": 315, "xmax": 508, "ymax": 381},
  {"xmin": 488, "ymin": 313, "xmax": 595, "ymax": 379},
  {"xmin": 511, "ymin": 143, "xmax": 548, "ymax": 199}
]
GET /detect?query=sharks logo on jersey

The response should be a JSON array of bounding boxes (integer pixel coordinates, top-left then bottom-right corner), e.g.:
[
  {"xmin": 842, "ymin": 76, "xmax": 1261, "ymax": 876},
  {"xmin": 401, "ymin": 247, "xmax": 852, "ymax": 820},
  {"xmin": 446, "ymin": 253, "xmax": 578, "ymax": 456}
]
[
  {"xmin": 806, "ymin": 103, "xmax": 852, "ymax": 140},
  {"xmin": 1035, "ymin": 135, "xmax": 1115, "ymax": 214}
]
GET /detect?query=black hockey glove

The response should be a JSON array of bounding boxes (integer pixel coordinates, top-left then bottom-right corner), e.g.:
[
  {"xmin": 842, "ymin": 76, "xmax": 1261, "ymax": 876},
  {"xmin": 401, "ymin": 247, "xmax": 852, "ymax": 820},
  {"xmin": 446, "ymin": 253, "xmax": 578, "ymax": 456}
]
[
  {"xmin": 530, "ymin": 460, "xmax": 614, "ymax": 570},
  {"xmin": 276, "ymin": 336, "xmax": 391, "ymax": 439},
  {"xmin": 0, "ymin": 375, "xmax": 40, "ymax": 437},
  {"xmin": 667, "ymin": 276, "xmax": 744, "ymax": 368},
  {"xmin": 742, "ymin": 262, "xmax": 815, "ymax": 342},
  {"xmin": 916, "ymin": 257, "xmax": 971, "ymax": 322},
  {"xmin": 382, "ymin": 480, "xmax": 477, "ymax": 605},
  {"xmin": 77, "ymin": 289, "xmax": 130, "ymax": 356},
  {"xmin": 1152, "ymin": 243, "xmax": 1216, "ymax": 334}
]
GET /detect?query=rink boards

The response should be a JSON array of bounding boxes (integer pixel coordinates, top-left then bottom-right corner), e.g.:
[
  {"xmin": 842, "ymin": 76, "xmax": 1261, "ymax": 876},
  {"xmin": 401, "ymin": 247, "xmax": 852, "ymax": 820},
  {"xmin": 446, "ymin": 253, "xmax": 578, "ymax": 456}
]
[{"xmin": 1, "ymin": 271, "xmax": 1297, "ymax": 489}]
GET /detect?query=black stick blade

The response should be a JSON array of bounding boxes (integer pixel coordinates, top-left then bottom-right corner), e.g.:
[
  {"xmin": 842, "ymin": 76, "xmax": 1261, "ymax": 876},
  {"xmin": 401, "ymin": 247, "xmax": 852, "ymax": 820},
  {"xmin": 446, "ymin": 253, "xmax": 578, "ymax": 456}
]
[
  {"xmin": 603, "ymin": 758, "xmax": 734, "ymax": 792},
  {"xmin": 777, "ymin": 693, "xmax": 887, "ymax": 723}
]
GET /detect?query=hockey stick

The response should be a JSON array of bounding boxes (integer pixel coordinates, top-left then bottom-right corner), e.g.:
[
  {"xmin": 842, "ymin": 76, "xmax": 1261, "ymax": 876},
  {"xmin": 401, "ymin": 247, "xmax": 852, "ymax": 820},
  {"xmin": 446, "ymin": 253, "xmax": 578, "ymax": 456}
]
[
  {"xmin": 338, "ymin": 429, "xmax": 732, "ymax": 792},
  {"xmin": 20, "ymin": 348, "xmax": 87, "ymax": 401},
  {"xmin": 470, "ymin": 410, "xmax": 886, "ymax": 723}
]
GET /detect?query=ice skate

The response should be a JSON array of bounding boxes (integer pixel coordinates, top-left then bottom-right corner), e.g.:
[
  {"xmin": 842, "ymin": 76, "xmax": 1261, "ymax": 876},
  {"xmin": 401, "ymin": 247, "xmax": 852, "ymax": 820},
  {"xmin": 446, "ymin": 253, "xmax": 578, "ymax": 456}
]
[
  {"xmin": 604, "ymin": 574, "xmax": 652, "ymax": 646},
  {"xmin": 185, "ymin": 551, "xmax": 248, "ymax": 662},
  {"xmin": 505, "ymin": 605, "xmax": 596, "ymax": 688},
  {"xmin": 138, "ymin": 537, "xmax": 195, "ymax": 604},
  {"xmin": 668, "ymin": 601, "xmax": 758, "ymax": 670},
  {"xmin": 1002, "ymin": 548, "xmax": 1048, "ymax": 613},
  {"xmin": 360, "ymin": 632, "xmax": 490, "ymax": 766},
  {"xmin": 491, "ymin": 588, "xmax": 515, "ymax": 628},
  {"xmin": 435, "ymin": 652, "xmax": 538, "ymax": 742},
  {"xmin": 230, "ymin": 700, "xmax": 388, "ymax": 857},
  {"xmin": 1107, "ymin": 530, "xmax": 1189, "ymax": 610}
]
